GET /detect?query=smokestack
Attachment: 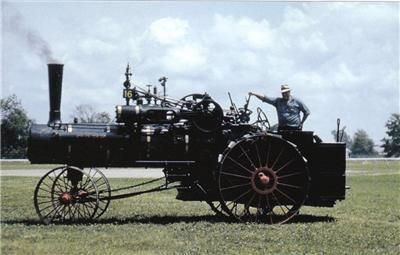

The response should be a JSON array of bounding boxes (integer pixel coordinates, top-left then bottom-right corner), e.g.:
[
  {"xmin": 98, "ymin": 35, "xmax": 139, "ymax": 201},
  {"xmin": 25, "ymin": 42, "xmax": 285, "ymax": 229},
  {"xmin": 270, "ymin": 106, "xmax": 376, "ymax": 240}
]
[{"xmin": 47, "ymin": 64, "xmax": 63, "ymax": 127}]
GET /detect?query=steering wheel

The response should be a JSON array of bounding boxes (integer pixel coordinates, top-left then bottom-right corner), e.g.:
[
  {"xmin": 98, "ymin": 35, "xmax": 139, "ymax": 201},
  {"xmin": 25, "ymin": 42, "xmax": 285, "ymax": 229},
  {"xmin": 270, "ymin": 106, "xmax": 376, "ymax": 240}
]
[{"xmin": 254, "ymin": 107, "xmax": 270, "ymax": 130}]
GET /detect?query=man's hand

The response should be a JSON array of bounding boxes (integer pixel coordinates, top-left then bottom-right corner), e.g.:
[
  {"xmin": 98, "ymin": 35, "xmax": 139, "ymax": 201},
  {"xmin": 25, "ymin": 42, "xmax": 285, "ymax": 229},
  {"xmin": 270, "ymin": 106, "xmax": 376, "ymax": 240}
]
[{"xmin": 249, "ymin": 92, "xmax": 264, "ymax": 100}]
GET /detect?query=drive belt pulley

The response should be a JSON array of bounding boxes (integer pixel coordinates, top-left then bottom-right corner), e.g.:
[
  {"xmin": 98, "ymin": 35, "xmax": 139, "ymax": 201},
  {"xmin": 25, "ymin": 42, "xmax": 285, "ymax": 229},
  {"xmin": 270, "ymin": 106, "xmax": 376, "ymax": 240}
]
[{"xmin": 193, "ymin": 98, "xmax": 223, "ymax": 133}]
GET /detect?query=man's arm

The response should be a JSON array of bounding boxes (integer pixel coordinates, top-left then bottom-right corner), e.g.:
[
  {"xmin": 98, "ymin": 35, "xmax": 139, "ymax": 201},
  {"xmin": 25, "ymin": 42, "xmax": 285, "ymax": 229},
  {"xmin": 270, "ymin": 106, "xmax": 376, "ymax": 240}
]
[
  {"xmin": 299, "ymin": 100, "xmax": 310, "ymax": 127},
  {"xmin": 301, "ymin": 112, "xmax": 309, "ymax": 125},
  {"xmin": 249, "ymin": 92, "xmax": 276, "ymax": 105}
]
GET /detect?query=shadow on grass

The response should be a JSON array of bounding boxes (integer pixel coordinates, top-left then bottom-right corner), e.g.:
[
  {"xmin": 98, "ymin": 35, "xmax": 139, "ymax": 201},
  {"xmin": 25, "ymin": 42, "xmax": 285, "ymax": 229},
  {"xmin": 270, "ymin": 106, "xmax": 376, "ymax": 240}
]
[{"xmin": 1, "ymin": 214, "xmax": 335, "ymax": 226}]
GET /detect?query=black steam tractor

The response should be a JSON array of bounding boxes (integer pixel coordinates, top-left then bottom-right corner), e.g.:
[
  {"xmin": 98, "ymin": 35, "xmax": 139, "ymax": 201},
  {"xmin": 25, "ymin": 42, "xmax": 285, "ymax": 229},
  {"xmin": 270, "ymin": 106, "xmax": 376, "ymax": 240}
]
[{"xmin": 28, "ymin": 64, "xmax": 346, "ymax": 224}]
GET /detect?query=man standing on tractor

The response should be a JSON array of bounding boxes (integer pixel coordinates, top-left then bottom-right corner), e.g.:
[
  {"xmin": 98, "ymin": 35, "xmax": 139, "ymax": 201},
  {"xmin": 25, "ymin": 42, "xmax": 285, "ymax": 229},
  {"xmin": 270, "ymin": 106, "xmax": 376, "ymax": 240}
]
[{"xmin": 249, "ymin": 84, "xmax": 310, "ymax": 131}]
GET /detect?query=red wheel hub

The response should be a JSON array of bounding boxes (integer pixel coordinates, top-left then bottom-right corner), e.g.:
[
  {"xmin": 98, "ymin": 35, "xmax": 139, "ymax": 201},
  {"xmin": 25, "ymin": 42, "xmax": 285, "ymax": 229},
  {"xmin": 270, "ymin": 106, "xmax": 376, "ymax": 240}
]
[
  {"xmin": 59, "ymin": 192, "xmax": 72, "ymax": 204},
  {"xmin": 251, "ymin": 167, "xmax": 277, "ymax": 195},
  {"xmin": 258, "ymin": 172, "xmax": 270, "ymax": 185}
]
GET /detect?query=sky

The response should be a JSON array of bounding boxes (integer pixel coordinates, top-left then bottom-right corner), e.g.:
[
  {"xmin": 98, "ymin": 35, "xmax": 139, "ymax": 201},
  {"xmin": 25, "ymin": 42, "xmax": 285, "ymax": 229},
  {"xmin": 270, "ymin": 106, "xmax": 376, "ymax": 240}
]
[{"xmin": 1, "ymin": 1, "xmax": 399, "ymax": 145}]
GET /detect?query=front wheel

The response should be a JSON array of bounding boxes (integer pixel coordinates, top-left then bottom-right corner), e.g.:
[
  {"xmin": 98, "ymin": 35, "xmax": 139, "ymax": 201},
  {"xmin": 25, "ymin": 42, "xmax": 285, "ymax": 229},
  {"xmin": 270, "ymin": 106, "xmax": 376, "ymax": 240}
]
[{"xmin": 34, "ymin": 166, "xmax": 100, "ymax": 224}]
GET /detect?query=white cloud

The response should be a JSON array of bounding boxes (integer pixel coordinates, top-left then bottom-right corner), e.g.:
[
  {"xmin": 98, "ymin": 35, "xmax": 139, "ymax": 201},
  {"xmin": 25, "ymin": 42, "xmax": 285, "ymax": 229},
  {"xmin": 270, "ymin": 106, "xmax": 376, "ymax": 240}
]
[
  {"xmin": 334, "ymin": 63, "xmax": 362, "ymax": 85},
  {"xmin": 298, "ymin": 32, "xmax": 328, "ymax": 52},
  {"xmin": 237, "ymin": 17, "xmax": 274, "ymax": 49},
  {"xmin": 96, "ymin": 17, "xmax": 123, "ymax": 39},
  {"xmin": 210, "ymin": 14, "xmax": 274, "ymax": 50},
  {"xmin": 79, "ymin": 38, "xmax": 118, "ymax": 55},
  {"xmin": 148, "ymin": 17, "xmax": 189, "ymax": 45},
  {"xmin": 162, "ymin": 44, "xmax": 207, "ymax": 73},
  {"xmin": 2, "ymin": 2, "xmax": 398, "ymax": 144},
  {"xmin": 280, "ymin": 6, "xmax": 316, "ymax": 33}
]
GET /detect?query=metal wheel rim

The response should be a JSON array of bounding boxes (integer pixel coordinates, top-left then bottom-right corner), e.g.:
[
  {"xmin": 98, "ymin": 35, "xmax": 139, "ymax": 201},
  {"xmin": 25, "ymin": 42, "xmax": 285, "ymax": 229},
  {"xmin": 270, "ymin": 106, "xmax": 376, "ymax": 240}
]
[
  {"xmin": 34, "ymin": 166, "xmax": 99, "ymax": 224},
  {"xmin": 83, "ymin": 167, "xmax": 111, "ymax": 218},
  {"xmin": 206, "ymin": 200, "xmax": 231, "ymax": 218},
  {"xmin": 218, "ymin": 135, "xmax": 309, "ymax": 224}
]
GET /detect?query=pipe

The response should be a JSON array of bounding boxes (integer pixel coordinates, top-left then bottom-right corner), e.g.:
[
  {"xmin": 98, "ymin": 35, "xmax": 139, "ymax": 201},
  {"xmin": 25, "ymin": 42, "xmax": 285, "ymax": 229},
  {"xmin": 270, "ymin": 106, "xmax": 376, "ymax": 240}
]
[{"xmin": 47, "ymin": 64, "xmax": 64, "ymax": 127}]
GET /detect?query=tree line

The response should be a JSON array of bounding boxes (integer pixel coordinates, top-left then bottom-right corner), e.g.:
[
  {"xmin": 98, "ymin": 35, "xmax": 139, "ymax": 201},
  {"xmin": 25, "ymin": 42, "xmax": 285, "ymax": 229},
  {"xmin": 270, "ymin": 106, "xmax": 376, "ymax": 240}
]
[{"xmin": 1, "ymin": 94, "xmax": 399, "ymax": 158}]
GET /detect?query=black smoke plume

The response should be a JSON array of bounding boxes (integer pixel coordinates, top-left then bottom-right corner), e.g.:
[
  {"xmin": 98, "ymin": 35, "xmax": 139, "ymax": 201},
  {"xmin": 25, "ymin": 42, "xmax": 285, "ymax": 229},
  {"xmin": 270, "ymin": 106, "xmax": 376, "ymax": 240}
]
[{"xmin": 3, "ymin": 2, "xmax": 58, "ymax": 63}]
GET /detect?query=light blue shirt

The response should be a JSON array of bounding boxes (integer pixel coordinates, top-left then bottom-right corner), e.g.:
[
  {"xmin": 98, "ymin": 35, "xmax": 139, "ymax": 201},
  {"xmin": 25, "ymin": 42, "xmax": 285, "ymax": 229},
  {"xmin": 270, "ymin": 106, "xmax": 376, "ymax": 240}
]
[{"xmin": 261, "ymin": 96, "xmax": 310, "ymax": 127}]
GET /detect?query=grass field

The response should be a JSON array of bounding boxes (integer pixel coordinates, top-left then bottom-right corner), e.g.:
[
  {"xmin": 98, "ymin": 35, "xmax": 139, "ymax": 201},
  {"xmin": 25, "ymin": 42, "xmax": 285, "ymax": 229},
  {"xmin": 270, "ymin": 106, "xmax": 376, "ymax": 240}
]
[
  {"xmin": 1, "ymin": 161, "xmax": 399, "ymax": 255},
  {"xmin": 0, "ymin": 161, "xmax": 59, "ymax": 170}
]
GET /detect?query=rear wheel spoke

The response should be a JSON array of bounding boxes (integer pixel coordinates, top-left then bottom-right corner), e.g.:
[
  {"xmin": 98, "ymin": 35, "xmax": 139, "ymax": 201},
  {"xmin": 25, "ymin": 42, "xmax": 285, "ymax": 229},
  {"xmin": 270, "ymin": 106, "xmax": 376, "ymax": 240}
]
[
  {"xmin": 277, "ymin": 171, "xmax": 303, "ymax": 180},
  {"xmin": 238, "ymin": 144, "xmax": 257, "ymax": 170},
  {"xmin": 220, "ymin": 171, "xmax": 251, "ymax": 180},
  {"xmin": 253, "ymin": 139, "xmax": 262, "ymax": 168},
  {"xmin": 221, "ymin": 182, "xmax": 251, "ymax": 191},
  {"xmin": 226, "ymin": 156, "xmax": 254, "ymax": 174},
  {"xmin": 277, "ymin": 182, "xmax": 303, "ymax": 190}
]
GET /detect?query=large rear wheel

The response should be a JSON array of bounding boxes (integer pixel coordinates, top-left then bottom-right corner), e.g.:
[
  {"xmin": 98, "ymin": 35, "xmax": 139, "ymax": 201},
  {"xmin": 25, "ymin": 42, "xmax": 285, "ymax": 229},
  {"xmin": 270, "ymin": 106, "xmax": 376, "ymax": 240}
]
[{"xmin": 218, "ymin": 134, "xmax": 309, "ymax": 224}]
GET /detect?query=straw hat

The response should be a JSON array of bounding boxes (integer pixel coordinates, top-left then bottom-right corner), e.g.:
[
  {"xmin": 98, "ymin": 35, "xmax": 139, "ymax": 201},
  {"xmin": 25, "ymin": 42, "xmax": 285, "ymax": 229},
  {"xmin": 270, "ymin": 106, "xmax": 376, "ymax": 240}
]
[{"xmin": 281, "ymin": 84, "xmax": 291, "ymax": 93}]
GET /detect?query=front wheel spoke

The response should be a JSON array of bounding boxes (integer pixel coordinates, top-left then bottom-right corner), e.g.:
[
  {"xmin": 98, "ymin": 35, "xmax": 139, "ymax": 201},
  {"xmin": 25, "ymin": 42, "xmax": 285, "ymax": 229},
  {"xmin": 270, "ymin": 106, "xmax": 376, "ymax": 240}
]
[
  {"xmin": 79, "ymin": 177, "xmax": 91, "ymax": 190},
  {"xmin": 94, "ymin": 178, "xmax": 106, "ymax": 187},
  {"xmin": 75, "ymin": 205, "xmax": 84, "ymax": 219},
  {"xmin": 41, "ymin": 181, "xmax": 54, "ymax": 191},
  {"xmin": 54, "ymin": 178, "xmax": 67, "ymax": 192},
  {"xmin": 84, "ymin": 201, "xmax": 97, "ymax": 210},
  {"xmin": 40, "ymin": 202, "xmax": 59, "ymax": 213},
  {"xmin": 98, "ymin": 190, "xmax": 109, "ymax": 196},
  {"xmin": 66, "ymin": 205, "xmax": 72, "ymax": 220},
  {"xmin": 61, "ymin": 205, "xmax": 69, "ymax": 219},
  {"xmin": 37, "ymin": 199, "xmax": 58, "ymax": 206},
  {"xmin": 81, "ymin": 204, "xmax": 92, "ymax": 218},
  {"xmin": 71, "ymin": 204, "xmax": 78, "ymax": 219},
  {"xmin": 50, "ymin": 205, "xmax": 65, "ymax": 221},
  {"xmin": 36, "ymin": 195, "xmax": 54, "ymax": 199},
  {"xmin": 38, "ymin": 187, "xmax": 52, "ymax": 194},
  {"xmin": 61, "ymin": 175, "xmax": 72, "ymax": 190},
  {"xmin": 43, "ymin": 204, "xmax": 62, "ymax": 219}
]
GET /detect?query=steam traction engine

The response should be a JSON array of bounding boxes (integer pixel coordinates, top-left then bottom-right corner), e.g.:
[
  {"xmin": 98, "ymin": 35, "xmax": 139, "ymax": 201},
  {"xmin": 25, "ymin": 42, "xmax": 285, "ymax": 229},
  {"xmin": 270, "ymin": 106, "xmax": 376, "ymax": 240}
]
[{"xmin": 28, "ymin": 64, "xmax": 346, "ymax": 224}]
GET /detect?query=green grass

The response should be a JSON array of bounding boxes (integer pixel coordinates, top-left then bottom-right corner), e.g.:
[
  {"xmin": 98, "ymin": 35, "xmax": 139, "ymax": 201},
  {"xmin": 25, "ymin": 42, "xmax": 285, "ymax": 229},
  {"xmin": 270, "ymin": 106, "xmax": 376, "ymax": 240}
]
[
  {"xmin": 0, "ymin": 161, "xmax": 59, "ymax": 170},
  {"xmin": 346, "ymin": 160, "xmax": 400, "ymax": 175},
  {"xmin": 1, "ymin": 164, "xmax": 400, "ymax": 254}
]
